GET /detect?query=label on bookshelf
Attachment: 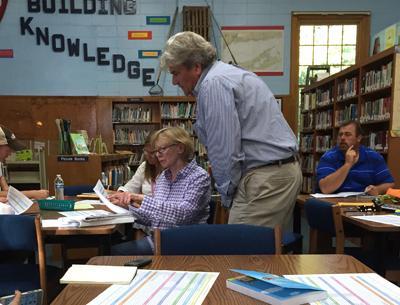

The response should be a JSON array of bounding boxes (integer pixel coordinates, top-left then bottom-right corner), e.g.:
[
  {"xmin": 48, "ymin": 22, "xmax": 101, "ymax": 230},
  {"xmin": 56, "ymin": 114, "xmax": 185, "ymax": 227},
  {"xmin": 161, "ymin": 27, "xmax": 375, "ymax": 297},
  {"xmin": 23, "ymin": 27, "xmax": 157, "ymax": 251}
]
[{"xmin": 58, "ymin": 156, "xmax": 89, "ymax": 162}]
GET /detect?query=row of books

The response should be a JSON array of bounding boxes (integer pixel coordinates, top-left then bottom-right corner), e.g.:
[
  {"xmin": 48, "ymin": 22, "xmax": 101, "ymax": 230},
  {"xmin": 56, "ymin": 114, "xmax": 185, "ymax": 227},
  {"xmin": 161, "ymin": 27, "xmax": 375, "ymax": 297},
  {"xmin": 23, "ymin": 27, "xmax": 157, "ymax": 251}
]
[
  {"xmin": 161, "ymin": 103, "xmax": 195, "ymax": 119},
  {"xmin": 315, "ymin": 87, "xmax": 333, "ymax": 107},
  {"xmin": 301, "ymin": 93, "xmax": 316, "ymax": 112},
  {"xmin": 334, "ymin": 103, "xmax": 358, "ymax": 126},
  {"xmin": 337, "ymin": 76, "xmax": 358, "ymax": 101},
  {"xmin": 301, "ymin": 154, "xmax": 314, "ymax": 173},
  {"xmin": 301, "ymin": 176, "xmax": 314, "ymax": 193},
  {"xmin": 300, "ymin": 135, "xmax": 313, "ymax": 152},
  {"xmin": 194, "ymin": 137, "xmax": 207, "ymax": 157},
  {"xmin": 316, "ymin": 135, "xmax": 332, "ymax": 153},
  {"xmin": 361, "ymin": 61, "xmax": 392, "ymax": 93},
  {"xmin": 315, "ymin": 110, "xmax": 332, "ymax": 130},
  {"xmin": 162, "ymin": 120, "xmax": 193, "ymax": 134},
  {"xmin": 359, "ymin": 97, "xmax": 391, "ymax": 123},
  {"xmin": 114, "ymin": 128, "xmax": 152, "ymax": 145},
  {"xmin": 112, "ymin": 105, "xmax": 153, "ymax": 123},
  {"xmin": 364, "ymin": 130, "xmax": 389, "ymax": 152},
  {"xmin": 127, "ymin": 152, "xmax": 145, "ymax": 166},
  {"xmin": 300, "ymin": 112, "xmax": 313, "ymax": 130},
  {"xmin": 102, "ymin": 164, "xmax": 131, "ymax": 188}
]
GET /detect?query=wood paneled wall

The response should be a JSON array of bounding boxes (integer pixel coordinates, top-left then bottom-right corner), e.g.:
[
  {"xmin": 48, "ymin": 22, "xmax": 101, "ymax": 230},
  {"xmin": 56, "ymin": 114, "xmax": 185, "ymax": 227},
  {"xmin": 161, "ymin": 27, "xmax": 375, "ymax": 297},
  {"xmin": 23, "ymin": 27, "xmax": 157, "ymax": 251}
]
[{"xmin": 0, "ymin": 96, "xmax": 114, "ymax": 153}]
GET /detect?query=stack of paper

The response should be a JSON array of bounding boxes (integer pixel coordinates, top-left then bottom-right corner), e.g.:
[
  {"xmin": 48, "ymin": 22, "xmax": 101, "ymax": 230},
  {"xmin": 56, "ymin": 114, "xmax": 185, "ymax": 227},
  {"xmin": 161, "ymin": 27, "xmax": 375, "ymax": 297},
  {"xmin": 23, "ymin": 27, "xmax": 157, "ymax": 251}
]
[{"xmin": 60, "ymin": 265, "xmax": 137, "ymax": 285}]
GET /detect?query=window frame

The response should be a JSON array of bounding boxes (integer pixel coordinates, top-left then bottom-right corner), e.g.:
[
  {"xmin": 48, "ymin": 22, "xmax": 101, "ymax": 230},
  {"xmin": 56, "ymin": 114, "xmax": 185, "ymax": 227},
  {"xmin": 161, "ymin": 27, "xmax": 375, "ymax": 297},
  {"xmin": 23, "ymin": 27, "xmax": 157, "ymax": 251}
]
[{"xmin": 289, "ymin": 13, "xmax": 370, "ymax": 134}]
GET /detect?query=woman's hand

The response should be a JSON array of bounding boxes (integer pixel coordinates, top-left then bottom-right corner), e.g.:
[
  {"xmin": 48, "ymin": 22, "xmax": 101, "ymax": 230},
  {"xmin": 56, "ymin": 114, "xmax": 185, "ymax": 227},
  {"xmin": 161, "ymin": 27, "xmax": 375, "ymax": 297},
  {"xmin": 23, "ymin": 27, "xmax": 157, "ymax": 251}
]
[{"xmin": 108, "ymin": 192, "xmax": 132, "ymax": 209}]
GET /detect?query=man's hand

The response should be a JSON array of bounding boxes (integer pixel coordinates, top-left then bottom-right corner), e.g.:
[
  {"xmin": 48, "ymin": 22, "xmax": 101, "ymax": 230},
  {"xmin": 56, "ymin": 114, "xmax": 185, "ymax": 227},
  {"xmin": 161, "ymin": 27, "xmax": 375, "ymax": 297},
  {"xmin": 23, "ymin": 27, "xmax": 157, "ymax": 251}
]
[
  {"xmin": 10, "ymin": 290, "xmax": 21, "ymax": 305},
  {"xmin": 345, "ymin": 145, "xmax": 359, "ymax": 166},
  {"xmin": 365, "ymin": 185, "xmax": 379, "ymax": 196},
  {"xmin": 0, "ymin": 196, "xmax": 7, "ymax": 203}
]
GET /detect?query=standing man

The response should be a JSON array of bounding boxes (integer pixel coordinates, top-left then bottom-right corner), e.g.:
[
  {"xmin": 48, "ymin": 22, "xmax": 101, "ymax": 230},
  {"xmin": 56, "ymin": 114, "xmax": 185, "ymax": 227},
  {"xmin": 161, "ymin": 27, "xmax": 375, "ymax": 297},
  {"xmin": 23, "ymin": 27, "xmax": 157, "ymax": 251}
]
[
  {"xmin": 317, "ymin": 121, "xmax": 394, "ymax": 195},
  {"xmin": 160, "ymin": 31, "xmax": 302, "ymax": 229}
]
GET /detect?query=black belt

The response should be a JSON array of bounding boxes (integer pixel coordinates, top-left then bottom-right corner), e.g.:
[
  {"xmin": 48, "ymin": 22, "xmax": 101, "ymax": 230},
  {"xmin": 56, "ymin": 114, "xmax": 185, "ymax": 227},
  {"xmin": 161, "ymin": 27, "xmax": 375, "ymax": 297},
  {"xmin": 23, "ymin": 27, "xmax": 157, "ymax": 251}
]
[{"xmin": 264, "ymin": 155, "xmax": 297, "ymax": 167}]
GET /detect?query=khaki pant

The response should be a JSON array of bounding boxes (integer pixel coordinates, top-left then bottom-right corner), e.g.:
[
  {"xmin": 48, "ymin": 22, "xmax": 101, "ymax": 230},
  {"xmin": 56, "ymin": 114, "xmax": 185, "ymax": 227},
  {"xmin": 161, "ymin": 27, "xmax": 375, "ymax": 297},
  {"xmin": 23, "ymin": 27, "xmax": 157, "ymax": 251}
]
[{"xmin": 228, "ymin": 161, "xmax": 302, "ymax": 231}]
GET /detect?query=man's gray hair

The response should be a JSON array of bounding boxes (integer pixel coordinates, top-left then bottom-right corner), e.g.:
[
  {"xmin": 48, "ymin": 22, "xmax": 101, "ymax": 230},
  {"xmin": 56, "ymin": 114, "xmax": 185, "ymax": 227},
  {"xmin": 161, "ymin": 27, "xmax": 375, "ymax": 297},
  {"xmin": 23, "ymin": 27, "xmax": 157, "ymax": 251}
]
[{"xmin": 160, "ymin": 31, "xmax": 217, "ymax": 69}]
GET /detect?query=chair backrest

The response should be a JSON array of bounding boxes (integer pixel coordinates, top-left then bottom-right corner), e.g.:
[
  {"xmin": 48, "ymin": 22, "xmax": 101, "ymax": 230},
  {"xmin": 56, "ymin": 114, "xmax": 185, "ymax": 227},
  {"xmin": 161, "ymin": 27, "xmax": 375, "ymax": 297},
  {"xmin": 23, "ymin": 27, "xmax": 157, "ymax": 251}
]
[
  {"xmin": 0, "ymin": 215, "xmax": 47, "ymax": 303},
  {"xmin": 154, "ymin": 224, "xmax": 282, "ymax": 255},
  {"xmin": 304, "ymin": 198, "xmax": 344, "ymax": 254},
  {"xmin": 64, "ymin": 185, "xmax": 94, "ymax": 196},
  {"xmin": 206, "ymin": 199, "xmax": 216, "ymax": 224}
]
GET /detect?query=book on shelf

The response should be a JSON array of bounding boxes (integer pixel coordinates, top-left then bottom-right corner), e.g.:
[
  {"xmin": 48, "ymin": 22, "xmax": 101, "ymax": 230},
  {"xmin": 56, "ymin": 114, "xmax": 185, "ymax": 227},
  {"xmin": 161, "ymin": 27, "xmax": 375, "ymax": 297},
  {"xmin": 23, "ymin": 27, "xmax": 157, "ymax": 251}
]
[
  {"xmin": 70, "ymin": 132, "xmax": 90, "ymax": 154},
  {"xmin": 60, "ymin": 264, "xmax": 137, "ymax": 285},
  {"xmin": 226, "ymin": 269, "xmax": 327, "ymax": 305}
]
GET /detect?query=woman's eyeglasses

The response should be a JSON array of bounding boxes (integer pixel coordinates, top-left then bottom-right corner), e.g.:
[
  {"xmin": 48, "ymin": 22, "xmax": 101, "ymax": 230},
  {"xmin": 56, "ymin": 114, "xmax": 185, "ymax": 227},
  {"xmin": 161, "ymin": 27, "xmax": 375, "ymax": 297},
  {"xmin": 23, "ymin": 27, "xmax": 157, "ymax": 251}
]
[{"xmin": 153, "ymin": 143, "xmax": 177, "ymax": 155}]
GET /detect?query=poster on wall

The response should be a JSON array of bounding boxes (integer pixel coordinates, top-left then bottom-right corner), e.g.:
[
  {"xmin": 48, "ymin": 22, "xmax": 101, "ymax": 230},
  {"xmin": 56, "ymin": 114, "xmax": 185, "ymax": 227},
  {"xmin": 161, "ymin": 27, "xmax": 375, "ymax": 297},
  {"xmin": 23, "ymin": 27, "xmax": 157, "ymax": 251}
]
[{"xmin": 221, "ymin": 26, "xmax": 284, "ymax": 76}]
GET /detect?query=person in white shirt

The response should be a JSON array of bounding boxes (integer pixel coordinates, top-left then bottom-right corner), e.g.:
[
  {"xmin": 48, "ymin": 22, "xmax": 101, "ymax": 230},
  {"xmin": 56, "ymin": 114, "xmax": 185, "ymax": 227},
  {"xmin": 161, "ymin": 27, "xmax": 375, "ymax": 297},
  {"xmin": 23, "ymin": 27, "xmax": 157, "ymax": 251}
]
[{"xmin": 117, "ymin": 132, "xmax": 162, "ymax": 196}]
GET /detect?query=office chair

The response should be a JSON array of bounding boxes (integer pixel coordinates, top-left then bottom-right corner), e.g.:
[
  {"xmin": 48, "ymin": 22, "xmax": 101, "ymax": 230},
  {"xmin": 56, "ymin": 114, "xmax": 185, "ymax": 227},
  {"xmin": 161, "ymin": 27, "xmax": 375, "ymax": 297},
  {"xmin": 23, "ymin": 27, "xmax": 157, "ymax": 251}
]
[
  {"xmin": 0, "ymin": 215, "xmax": 49, "ymax": 303},
  {"xmin": 64, "ymin": 185, "xmax": 94, "ymax": 196},
  {"xmin": 154, "ymin": 224, "xmax": 282, "ymax": 255}
]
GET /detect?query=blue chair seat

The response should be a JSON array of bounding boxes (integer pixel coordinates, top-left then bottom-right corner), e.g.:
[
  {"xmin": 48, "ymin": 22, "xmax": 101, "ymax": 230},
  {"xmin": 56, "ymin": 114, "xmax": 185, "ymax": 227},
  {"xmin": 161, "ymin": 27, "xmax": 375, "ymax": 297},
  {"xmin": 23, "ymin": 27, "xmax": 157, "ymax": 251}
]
[
  {"xmin": 0, "ymin": 264, "xmax": 61, "ymax": 297},
  {"xmin": 282, "ymin": 232, "xmax": 303, "ymax": 254},
  {"xmin": 0, "ymin": 264, "xmax": 40, "ymax": 296}
]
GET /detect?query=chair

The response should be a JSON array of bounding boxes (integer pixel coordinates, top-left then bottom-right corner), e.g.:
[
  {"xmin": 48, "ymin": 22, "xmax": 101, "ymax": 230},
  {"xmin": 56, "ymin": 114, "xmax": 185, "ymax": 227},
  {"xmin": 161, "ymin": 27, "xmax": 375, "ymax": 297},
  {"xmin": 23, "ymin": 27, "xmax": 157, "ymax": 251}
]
[
  {"xmin": 64, "ymin": 185, "xmax": 94, "ymax": 196},
  {"xmin": 154, "ymin": 224, "xmax": 282, "ymax": 255},
  {"xmin": 304, "ymin": 198, "xmax": 345, "ymax": 254},
  {"xmin": 0, "ymin": 215, "xmax": 47, "ymax": 302},
  {"xmin": 206, "ymin": 199, "xmax": 216, "ymax": 224}
]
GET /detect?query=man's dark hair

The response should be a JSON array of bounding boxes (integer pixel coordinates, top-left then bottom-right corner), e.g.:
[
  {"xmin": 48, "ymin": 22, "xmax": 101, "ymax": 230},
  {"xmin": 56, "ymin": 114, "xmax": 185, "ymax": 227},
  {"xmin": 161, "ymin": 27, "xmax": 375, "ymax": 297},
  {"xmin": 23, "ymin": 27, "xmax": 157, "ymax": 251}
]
[{"xmin": 339, "ymin": 120, "xmax": 363, "ymax": 136}]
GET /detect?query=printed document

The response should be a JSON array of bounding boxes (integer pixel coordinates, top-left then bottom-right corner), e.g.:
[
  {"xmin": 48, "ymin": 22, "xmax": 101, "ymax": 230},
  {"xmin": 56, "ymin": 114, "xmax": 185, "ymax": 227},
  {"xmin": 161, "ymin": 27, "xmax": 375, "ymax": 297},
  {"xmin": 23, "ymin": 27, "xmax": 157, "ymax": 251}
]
[
  {"xmin": 285, "ymin": 273, "xmax": 400, "ymax": 305},
  {"xmin": 352, "ymin": 214, "xmax": 400, "ymax": 226},
  {"xmin": 87, "ymin": 270, "xmax": 219, "ymax": 305},
  {"xmin": 93, "ymin": 180, "xmax": 128, "ymax": 214},
  {"xmin": 311, "ymin": 191, "xmax": 364, "ymax": 198},
  {"xmin": 6, "ymin": 186, "xmax": 34, "ymax": 214}
]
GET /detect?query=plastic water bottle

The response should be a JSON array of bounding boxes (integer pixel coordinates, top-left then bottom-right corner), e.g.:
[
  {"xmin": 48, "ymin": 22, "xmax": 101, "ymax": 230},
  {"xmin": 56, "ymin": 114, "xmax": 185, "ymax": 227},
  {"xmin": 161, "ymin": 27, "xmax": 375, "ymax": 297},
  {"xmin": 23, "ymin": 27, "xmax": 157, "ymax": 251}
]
[
  {"xmin": 54, "ymin": 174, "xmax": 64, "ymax": 200},
  {"xmin": 101, "ymin": 171, "xmax": 108, "ymax": 187}
]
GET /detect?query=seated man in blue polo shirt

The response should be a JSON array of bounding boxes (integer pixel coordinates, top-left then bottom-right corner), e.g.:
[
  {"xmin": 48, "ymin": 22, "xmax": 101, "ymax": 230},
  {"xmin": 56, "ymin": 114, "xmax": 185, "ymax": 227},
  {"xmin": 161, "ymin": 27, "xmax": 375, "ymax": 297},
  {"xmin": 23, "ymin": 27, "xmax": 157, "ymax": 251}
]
[{"xmin": 317, "ymin": 121, "xmax": 394, "ymax": 195}]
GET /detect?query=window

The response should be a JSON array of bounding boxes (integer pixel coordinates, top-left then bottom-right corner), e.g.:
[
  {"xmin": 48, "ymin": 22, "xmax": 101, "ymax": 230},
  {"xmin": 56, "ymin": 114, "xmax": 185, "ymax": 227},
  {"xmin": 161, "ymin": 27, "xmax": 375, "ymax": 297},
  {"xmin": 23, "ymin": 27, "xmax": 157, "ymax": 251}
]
[
  {"xmin": 289, "ymin": 13, "xmax": 370, "ymax": 134},
  {"xmin": 299, "ymin": 25, "xmax": 357, "ymax": 87}
]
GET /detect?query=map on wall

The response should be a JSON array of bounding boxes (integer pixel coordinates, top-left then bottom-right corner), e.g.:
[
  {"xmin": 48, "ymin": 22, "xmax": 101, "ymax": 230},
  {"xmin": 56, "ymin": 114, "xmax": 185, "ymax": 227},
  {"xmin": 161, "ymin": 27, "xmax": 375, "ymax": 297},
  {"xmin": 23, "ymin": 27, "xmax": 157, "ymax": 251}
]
[{"xmin": 221, "ymin": 26, "xmax": 284, "ymax": 76}]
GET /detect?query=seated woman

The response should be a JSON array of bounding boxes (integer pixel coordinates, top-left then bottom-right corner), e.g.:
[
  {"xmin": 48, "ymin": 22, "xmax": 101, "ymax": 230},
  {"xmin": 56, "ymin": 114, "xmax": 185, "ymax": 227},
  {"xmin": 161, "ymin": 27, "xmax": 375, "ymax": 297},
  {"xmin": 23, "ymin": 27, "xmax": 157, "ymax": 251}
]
[
  {"xmin": 117, "ymin": 132, "xmax": 161, "ymax": 196},
  {"xmin": 108, "ymin": 127, "xmax": 211, "ymax": 255}
]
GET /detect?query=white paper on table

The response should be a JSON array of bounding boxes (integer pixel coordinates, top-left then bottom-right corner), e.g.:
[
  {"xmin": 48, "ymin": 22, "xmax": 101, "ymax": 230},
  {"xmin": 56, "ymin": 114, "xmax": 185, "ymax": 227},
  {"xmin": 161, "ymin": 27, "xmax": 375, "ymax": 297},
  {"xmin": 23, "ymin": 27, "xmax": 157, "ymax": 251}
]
[
  {"xmin": 58, "ymin": 209, "xmax": 111, "ymax": 218},
  {"xmin": 352, "ymin": 214, "xmax": 400, "ymax": 226},
  {"xmin": 87, "ymin": 270, "xmax": 219, "ymax": 305},
  {"xmin": 6, "ymin": 186, "xmax": 34, "ymax": 214},
  {"xmin": 60, "ymin": 264, "xmax": 137, "ymax": 285},
  {"xmin": 285, "ymin": 273, "xmax": 400, "ymax": 305},
  {"xmin": 93, "ymin": 180, "xmax": 129, "ymax": 214},
  {"xmin": 311, "ymin": 191, "xmax": 365, "ymax": 198}
]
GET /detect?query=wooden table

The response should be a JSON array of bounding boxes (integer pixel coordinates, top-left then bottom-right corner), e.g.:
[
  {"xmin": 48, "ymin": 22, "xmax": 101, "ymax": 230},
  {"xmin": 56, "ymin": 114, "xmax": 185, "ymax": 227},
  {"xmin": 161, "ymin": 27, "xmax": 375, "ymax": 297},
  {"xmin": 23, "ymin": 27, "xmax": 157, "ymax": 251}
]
[
  {"xmin": 296, "ymin": 194, "xmax": 400, "ymax": 232},
  {"xmin": 27, "ymin": 203, "xmax": 119, "ymax": 268},
  {"xmin": 51, "ymin": 254, "xmax": 372, "ymax": 305},
  {"xmin": 296, "ymin": 194, "xmax": 400, "ymax": 274}
]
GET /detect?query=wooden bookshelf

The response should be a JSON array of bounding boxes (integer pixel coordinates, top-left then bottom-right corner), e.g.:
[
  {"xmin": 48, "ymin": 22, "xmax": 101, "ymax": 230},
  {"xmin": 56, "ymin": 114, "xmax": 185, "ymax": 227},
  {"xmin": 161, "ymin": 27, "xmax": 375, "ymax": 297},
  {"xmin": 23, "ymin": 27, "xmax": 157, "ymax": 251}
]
[
  {"xmin": 300, "ymin": 46, "xmax": 400, "ymax": 193},
  {"xmin": 111, "ymin": 96, "xmax": 209, "ymax": 169},
  {"xmin": 46, "ymin": 154, "xmax": 131, "ymax": 192}
]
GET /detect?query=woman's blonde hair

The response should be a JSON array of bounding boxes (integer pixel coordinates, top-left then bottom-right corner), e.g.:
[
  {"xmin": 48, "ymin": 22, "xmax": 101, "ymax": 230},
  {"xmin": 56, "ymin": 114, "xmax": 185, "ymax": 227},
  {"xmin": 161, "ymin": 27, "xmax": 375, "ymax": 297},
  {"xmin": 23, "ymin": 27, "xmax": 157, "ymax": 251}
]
[{"xmin": 152, "ymin": 127, "xmax": 194, "ymax": 161}]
